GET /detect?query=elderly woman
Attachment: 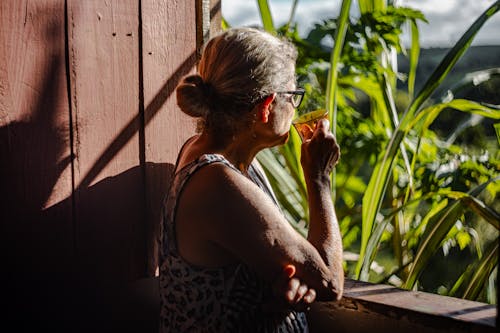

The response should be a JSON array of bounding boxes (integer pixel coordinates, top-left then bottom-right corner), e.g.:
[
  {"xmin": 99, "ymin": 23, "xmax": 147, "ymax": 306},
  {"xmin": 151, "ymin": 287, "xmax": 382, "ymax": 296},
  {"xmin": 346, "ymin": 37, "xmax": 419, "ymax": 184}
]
[{"xmin": 159, "ymin": 27, "xmax": 344, "ymax": 332}]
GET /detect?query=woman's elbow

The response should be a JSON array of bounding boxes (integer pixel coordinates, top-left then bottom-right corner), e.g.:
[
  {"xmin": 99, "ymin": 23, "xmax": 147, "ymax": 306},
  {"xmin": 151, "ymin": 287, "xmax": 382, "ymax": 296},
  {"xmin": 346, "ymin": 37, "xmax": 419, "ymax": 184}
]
[{"xmin": 316, "ymin": 273, "xmax": 344, "ymax": 302}]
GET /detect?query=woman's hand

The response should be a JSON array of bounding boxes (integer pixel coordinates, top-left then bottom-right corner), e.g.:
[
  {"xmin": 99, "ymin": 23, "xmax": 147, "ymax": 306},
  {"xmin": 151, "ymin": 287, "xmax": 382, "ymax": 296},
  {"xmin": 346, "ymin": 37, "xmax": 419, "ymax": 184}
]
[
  {"xmin": 263, "ymin": 264, "xmax": 317, "ymax": 313},
  {"xmin": 283, "ymin": 277, "xmax": 317, "ymax": 309},
  {"xmin": 300, "ymin": 118, "xmax": 340, "ymax": 182}
]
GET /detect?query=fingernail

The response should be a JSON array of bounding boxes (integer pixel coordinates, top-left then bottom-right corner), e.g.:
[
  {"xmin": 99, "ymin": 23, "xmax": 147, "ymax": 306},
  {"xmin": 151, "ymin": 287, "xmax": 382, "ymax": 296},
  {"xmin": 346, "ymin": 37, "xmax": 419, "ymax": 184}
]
[{"xmin": 284, "ymin": 264, "xmax": 296, "ymax": 278}]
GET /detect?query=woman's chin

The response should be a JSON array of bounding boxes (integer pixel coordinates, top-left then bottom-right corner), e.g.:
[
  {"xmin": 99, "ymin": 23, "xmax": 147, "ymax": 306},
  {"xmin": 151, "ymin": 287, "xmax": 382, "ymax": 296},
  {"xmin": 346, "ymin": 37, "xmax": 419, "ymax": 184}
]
[
  {"xmin": 261, "ymin": 131, "xmax": 290, "ymax": 148},
  {"xmin": 276, "ymin": 132, "xmax": 290, "ymax": 146}
]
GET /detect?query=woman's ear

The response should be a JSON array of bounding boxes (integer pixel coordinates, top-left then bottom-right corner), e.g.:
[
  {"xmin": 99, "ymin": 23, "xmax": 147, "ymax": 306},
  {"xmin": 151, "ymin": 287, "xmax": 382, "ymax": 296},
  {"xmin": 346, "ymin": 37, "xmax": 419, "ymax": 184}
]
[{"xmin": 258, "ymin": 93, "xmax": 276, "ymax": 123}]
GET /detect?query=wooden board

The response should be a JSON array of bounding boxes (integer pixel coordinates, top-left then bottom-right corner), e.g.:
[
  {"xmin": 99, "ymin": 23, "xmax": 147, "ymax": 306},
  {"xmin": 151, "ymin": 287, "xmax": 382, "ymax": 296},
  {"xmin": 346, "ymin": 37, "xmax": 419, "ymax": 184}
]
[
  {"xmin": 308, "ymin": 279, "xmax": 497, "ymax": 333},
  {"xmin": 67, "ymin": 0, "xmax": 144, "ymax": 284},
  {"xmin": 0, "ymin": 0, "xmax": 214, "ymax": 322},
  {"xmin": 0, "ymin": 0, "xmax": 74, "ymax": 318},
  {"xmin": 0, "ymin": 0, "xmax": 73, "ymax": 276},
  {"xmin": 141, "ymin": 0, "xmax": 199, "ymax": 275}
]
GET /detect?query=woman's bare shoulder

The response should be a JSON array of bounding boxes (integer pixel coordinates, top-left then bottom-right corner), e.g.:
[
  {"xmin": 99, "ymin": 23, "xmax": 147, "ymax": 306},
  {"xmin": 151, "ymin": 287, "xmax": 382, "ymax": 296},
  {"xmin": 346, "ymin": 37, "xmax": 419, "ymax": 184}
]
[
  {"xmin": 177, "ymin": 159, "xmax": 336, "ymax": 297},
  {"xmin": 178, "ymin": 159, "xmax": 287, "ymax": 238},
  {"xmin": 182, "ymin": 161, "xmax": 263, "ymax": 207}
]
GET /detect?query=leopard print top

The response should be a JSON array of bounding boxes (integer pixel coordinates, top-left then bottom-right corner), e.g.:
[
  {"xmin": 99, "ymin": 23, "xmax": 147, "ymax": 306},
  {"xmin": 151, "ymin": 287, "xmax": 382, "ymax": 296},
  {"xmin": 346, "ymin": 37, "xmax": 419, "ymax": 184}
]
[{"xmin": 159, "ymin": 153, "xmax": 308, "ymax": 332}]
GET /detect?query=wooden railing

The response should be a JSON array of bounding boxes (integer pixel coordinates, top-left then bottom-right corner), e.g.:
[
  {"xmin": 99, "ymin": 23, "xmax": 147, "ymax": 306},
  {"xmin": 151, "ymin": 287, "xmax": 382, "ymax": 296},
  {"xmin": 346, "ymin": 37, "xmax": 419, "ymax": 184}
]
[
  {"xmin": 120, "ymin": 277, "xmax": 497, "ymax": 332},
  {"xmin": 308, "ymin": 279, "xmax": 497, "ymax": 333}
]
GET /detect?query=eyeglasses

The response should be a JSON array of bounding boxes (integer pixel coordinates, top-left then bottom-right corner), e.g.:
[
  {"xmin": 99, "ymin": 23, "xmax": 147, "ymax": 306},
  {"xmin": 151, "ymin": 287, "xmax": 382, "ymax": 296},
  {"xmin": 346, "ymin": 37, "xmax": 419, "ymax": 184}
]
[{"xmin": 276, "ymin": 88, "xmax": 305, "ymax": 108}]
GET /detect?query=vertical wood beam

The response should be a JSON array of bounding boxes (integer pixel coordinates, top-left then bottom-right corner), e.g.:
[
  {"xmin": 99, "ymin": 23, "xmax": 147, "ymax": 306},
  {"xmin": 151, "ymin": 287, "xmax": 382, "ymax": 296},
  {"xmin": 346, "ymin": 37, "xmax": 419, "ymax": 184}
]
[
  {"xmin": 0, "ymin": 0, "xmax": 73, "ymax": 319},
  {"xmin": 196, "ymin": 0, "xmax": 222, "ymax": 59},
  {"xmin": 67, "ymin": 0, "xmax": 144, "ymax": 284},
  {"xmin": 141, "ymin": 0, "xmax": 197, "ymax": 276}
]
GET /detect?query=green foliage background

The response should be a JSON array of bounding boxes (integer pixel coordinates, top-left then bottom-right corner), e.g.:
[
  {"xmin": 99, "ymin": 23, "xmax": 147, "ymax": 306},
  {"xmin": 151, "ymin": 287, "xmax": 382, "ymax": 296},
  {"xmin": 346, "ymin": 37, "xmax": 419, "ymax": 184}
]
[{"xmin": 224, "ymin": 0, "xmax": 500, "ymax": 304}]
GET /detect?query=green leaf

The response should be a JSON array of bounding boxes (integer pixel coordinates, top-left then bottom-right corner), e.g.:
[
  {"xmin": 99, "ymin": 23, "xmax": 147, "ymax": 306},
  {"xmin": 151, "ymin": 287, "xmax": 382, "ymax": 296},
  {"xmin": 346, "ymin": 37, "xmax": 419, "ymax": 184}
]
[
  {"xmin": 221, "ymin": 16, "xmax": 231, "ymax": 30},
  {"xmin": 463, "ymin": 241, "xmax": 498, "ymax": 300},
  {"xmin": 456, "ymin": 231, "xmax": 471, "ymax": 250},
  {"xmin": 284, "ymin": 0, "xmax": 299, "ymax": 33},
  {"xmin": 325, "ymin": 0, "xmax": 352, "ymax": 127},
  {"xmin": 403, "ymin": 176, "xmax": 500, "ymax": 289},
  {"xmin": 358, "ymin": 0, "xmax": 386, "ymax": 14},
  {"xmin": 359, "ymin": 216, "xmax": 392, "ymax": 280},
  {"xmin": 356, "ymin": 128, "xmax": 404, "ymax": 279},
  {"xmin": 257, "ymin": 0, "xmax": 275, "ymax": 33},
  {"xmin": 495, "ymin": 122, "xmax": 500, "ymax": 145},
  {"xmin": 280, "ymin": 129, "xmax": 307, "ymax": 199},
  {"xmin": 408, "ymin": 19, "xmax": 419, "ymax": 99},
  {"xmin": 391, "ymin": 6, "xmax": 428, "ymax": 23},
  {"xmin": 325, "ymin": 0, "xmax": 352, "ymax": 197},
  {"xmin": 410, "ymin": 99, "xmax": 500, "ymax": 130},
  {"xmin": 401, "ymin": 1, "xmax": 500, "ymax": 131},
  {"xmin": 461, "ymin": 195, "xmax": 500, "ymax": 230},
  {"xmin": 257, "ymin": 149, "xmax": 308, "ymax": 221},
  {"xmin": 356, "ymin": 2, "xmax": 500, "ymax": 280},
  {"xmin": 442, "ymin": 68, "xmax": 500, "ymax": 101}
]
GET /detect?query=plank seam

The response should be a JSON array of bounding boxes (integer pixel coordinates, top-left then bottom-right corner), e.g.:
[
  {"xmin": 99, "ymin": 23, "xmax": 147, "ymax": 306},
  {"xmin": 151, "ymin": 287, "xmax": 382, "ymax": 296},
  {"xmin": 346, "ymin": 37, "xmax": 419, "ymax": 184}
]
[{"xmin": 64, "ymin": 0, "xmax": 78, "ymax": 259}]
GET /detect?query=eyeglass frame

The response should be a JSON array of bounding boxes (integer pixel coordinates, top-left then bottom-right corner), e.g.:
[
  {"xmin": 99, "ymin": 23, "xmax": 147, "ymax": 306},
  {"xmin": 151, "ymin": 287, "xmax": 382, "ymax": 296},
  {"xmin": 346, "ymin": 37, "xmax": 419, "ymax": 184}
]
[{"xmin": 275, "ymin": 88, "xmax": 305, "ymax": 108}]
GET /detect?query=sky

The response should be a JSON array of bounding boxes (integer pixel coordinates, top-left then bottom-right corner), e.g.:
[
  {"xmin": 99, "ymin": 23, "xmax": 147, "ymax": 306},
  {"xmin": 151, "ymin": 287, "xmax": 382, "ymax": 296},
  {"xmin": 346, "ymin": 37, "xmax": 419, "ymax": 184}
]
[{"xmin": 221, "ymin": 0, "xmax": 500, "ymax": 48}]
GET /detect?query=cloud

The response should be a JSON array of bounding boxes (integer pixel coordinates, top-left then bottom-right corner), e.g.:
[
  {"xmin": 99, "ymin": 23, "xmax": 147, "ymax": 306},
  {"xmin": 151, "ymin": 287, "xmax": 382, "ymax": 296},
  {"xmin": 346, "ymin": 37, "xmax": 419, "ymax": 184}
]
[
  {"xmin": 401, "ymin": 0, "xmax": 500, "ymax": 47},
  {"xmin": 222, "ymin": 1, "xmax": 261, "ymax": 28},
  {"xmin": 222, "ymin": 0, "xmax": 500, "ymax": 47},
  {"xmin": 222, "ymin": 0, "xmax": 341, "ymax": 34}
]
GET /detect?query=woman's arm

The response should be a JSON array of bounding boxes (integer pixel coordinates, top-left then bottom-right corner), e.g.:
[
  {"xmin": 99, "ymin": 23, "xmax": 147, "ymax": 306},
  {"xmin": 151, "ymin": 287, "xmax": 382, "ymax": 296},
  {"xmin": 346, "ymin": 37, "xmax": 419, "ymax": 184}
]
[
  {"xmin": 180, "ymin": 162, "xmax": 342, "ymax": 301},
  {"xmin": 301, "ymin": 119, "xmax": 344, "ymax": 301},
  {"xmin": 253, "ymin": 139, "xmax": 344, "ymax": 303}
]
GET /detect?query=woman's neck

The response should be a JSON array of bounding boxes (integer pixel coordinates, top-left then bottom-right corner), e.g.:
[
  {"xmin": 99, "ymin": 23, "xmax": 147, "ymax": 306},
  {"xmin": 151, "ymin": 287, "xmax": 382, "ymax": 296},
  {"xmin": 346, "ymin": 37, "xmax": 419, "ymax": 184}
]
[{"xmin": 196, "ymin": 131, "xmax": 264, "ymax": 174}]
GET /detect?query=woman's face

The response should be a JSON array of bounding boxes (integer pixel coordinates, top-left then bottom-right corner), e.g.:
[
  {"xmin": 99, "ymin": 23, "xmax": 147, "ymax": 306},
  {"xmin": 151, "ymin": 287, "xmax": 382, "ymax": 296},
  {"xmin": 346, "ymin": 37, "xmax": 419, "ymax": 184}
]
[{"xmin": 267, "ymin": 81, "xmax": 296, "ymax": 145}]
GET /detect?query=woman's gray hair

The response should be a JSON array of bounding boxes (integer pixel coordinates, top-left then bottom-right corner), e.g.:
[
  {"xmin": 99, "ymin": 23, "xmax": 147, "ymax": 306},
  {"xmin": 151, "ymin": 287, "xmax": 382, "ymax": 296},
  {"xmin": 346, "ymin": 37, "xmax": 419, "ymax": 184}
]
[{"xmin": 176, "ymin": 27, "xmax": 297, "ymax": 137}]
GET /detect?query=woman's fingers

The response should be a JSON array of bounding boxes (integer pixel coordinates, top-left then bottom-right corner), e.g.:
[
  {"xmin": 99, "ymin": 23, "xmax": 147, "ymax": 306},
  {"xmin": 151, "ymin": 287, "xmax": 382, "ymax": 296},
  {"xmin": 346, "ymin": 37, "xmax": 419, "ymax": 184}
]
[
  {"xmin": 293, "ymin": 283, "xmax": 309, "ymax": 303},
  {"xmin": 286, "ymin": 279, "xmax": 316, "ymax": 305},
  {"xmin": 267, "ymin": 264, "xmax": 317, "ymax": 312},
  {"xmin": 326, "ymin": 144, "xmax": 341, "ymax": 169},
  {"xmin": 301, "ymin": 125, "xmax": 315, "ymax": 141},
  {"xmin": 284, "ymin": 264, "xmax": 296, "ymax": 278},
  {"xmin": 303, "ymin": 288, "xmax": 316, "ymax": 304},
  {"xmin": 301, "ymin": 117, "xmax": 340, "ymax": 179},
  {"xmin": 316, "ymin": 118, "xmax": 329, "ymax": 132},
  {"xmin": 286, "ymin": 278, "xmax": 300, "ymax": 303}
]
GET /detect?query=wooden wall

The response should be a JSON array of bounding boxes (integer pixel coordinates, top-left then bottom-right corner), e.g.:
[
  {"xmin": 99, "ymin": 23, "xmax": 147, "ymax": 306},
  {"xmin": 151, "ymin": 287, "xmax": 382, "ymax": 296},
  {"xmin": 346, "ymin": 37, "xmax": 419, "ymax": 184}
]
[{"xmin": 0, "ymin": 0, "xmax": 220, "ymax": 325}]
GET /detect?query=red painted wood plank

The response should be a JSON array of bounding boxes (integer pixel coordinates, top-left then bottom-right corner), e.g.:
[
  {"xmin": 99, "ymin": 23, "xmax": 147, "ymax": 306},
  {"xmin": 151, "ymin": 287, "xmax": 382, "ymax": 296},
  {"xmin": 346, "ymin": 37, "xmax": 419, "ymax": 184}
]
[
  {"xmin": 342, "ymin": 279, "xmax": 496, "ymax": 325},
  {"xmin": 308, "ymin": 279, "xmax": 497, "ymax": 333},
  {"xmin": 141, "ymin": 0, "xmax": 198, "ymax": 275},
  {"xmin": 0, "ymin": 0, "xmax": 74, "ymax": 318},
  {"xmin": 67, "ymin": 0, "xmax": 145, "ymax": 284}
]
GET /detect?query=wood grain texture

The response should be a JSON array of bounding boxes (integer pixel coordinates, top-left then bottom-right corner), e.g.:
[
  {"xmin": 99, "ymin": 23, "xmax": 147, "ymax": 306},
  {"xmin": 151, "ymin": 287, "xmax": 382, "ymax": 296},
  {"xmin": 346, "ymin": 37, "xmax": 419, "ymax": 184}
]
[
  {"xmin": 141, "ymin": 0, "xmax": 199, "ymax": 275},
  {"xmin": 67, "ymin": 0, "xmax": 145, "ymax": 283},
  {"xmin": 0, "ymin": 0, "xmax": 73, "ymax": 265},
  {"xmin": 0, "ymin": 0, "xmax": 74, "ymax": 319},
  {"xmin": 210, "ymin": 0, "xmax": 222, "ymax": 37},
  {"xmin": 0, "ymin": 0, "xmax": 72, "ymax": 210},
  {"xmin": 308, "ymin": 279, "xmax": 497, "ymax": 333},
  {"xmin": 0, "ymin": 0, "xmax": 212, "ymax": 323}
]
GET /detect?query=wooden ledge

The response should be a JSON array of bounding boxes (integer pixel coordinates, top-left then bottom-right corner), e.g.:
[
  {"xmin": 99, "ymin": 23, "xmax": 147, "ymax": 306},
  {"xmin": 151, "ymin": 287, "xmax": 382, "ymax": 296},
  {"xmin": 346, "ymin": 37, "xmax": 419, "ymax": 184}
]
[
  {"xmin": 307, "ymin": 279, "xmax": 497, "ymax": 333},
  {"xmin": 122, "ymin": 277, "xmax": 496, "ymax": 332}
]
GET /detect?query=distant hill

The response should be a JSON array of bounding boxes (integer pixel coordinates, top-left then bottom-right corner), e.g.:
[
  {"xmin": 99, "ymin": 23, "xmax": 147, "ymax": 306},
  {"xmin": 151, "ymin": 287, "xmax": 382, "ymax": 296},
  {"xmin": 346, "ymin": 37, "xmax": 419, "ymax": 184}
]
[
  {"xmin": 397, "ymin": 45, "xmax": 500, "ymax": 101},
  {"xmin": 395, "ymin": 45, "xmax": 500, "ymax": 141}
]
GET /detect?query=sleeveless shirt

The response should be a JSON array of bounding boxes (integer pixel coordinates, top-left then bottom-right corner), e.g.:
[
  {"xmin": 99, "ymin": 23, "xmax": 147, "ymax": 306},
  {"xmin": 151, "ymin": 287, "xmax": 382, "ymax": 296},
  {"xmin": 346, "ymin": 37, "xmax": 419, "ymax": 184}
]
[{"xmin": 159, "ymin": 153, "xmax": 308, "ymax": 332}]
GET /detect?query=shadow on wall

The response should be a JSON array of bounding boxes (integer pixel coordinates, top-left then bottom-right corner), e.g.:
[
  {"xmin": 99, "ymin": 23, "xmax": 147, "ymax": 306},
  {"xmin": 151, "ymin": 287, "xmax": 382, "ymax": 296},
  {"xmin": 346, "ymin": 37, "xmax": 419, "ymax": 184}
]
[
  {"xmin": 0, "ymin": 6, "xmax": 74, "ymax": 312},
  {"xmin": 0, "ymin": 3, "xmax": 190, "ymax": 331},
  {"xmin": 0, "ymin": 75, "xmax": 171, "ymax": 328}
]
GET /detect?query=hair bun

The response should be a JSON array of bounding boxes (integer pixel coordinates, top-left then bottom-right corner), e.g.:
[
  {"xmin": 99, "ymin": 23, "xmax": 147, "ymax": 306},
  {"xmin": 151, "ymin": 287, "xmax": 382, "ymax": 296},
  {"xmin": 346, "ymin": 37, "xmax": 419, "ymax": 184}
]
[{"xmin": 176, "ymin": 74, "xmax": 211, "ymax": 118}]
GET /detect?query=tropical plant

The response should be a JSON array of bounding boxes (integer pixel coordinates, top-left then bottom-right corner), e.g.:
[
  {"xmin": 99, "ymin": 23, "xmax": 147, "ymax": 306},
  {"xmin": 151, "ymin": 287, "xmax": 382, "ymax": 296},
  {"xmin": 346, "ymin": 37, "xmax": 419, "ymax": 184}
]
[{"xmin": 224, "ymin": 0, "xmax": 500, "ymax": 304}]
